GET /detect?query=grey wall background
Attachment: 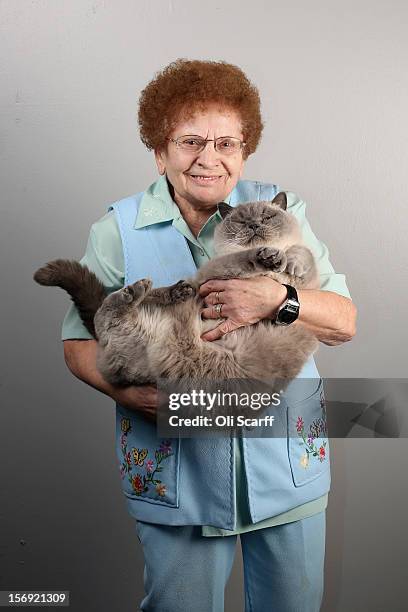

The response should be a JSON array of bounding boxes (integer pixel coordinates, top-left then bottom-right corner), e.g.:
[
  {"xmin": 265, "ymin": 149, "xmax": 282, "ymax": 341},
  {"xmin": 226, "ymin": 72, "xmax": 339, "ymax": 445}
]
[{"xmin": 1, "ymin": 0, "xmax": 407, "ymax": 610}]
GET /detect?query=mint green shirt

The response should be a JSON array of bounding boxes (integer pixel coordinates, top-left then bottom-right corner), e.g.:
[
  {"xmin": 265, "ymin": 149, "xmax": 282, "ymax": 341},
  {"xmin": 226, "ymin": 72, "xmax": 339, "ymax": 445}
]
[{"xmin": 62, "ymin": 175, "xmax": 351, "ymax": 536}]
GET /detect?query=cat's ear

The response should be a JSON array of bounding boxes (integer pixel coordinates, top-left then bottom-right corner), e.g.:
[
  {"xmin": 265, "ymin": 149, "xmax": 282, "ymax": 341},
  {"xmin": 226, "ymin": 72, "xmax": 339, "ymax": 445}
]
[
  {"xmin": 217, "ymin": 202, "xmax": 234, "ymax": 219},
  {"xmin": 271, "ymin": 192, "xmax": 287, "ymax": 210}
]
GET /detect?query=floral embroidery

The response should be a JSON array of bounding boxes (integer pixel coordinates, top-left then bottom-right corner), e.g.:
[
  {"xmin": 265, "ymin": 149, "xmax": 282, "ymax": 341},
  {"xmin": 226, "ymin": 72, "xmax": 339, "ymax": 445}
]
[
  {"xmin": 156, "ymin": 483, "xmax": 167, "ymax": 496},
  {"xmin": 142, "ymin": 206, "xmax": 157, "ymax": 218},
  {"xmin": 159, "ymin": 440, "xmax": 172, "ymax": 455},
  {"xmin": 119, "ymin": 418, "xmax": 174, "ymax": 498},
  {"xmin": 300, "ymin": 452, "xmax": 309, "ymax": 469},
  {"xmin": 296, "ymin": 416, "xmax": 304, "ymax": 432},
  {"xmin": 146, "ymin": 459, "xmax": 154, "ymax": 474},
  {"xmin": 131, "ymin": 474, "xmax": 144, "ymax": 494},
  {"xmin": 296, "ymin": 399, "xmax": 328, "ymax": 466},
  {"xmin": 121, "ymin": 418, "xmax": 131, "ymax": 434},
  {"xmin": 319, "ymin": 445, "xmax": 326, "ymax": 460}
]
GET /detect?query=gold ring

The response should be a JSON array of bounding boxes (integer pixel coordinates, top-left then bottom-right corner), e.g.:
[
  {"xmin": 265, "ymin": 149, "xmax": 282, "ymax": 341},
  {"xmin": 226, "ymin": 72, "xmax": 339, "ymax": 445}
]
[{"xmin": 215, "ymin": 291, "xmax": 220, "ymax": 303}]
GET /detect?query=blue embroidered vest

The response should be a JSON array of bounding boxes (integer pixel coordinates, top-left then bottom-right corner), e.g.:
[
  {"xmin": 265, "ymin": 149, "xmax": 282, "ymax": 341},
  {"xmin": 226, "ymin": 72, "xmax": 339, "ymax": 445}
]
[{"xmin": 109, "ymin": 180, "xmax": 330, "ymax": 529}]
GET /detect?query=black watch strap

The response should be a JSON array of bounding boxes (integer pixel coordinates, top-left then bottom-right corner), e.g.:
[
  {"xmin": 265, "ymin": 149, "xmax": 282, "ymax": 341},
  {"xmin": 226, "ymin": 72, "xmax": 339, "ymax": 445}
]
[
  {"xmin": 282, "ymin": 283, "xmax": 298, "ymax": 302},
  {"xmin": 275, "ymin": 284, "xmax": 300, "ymax": 326}
]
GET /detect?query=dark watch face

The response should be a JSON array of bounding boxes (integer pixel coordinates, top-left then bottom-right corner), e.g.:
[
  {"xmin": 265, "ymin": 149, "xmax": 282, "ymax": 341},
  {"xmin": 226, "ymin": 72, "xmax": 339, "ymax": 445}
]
[
  {"xmin": 278, "ymin": 308, "xmax": 298, "ymax": 324},
  {"xmin": 276, "ymin": 299, "xmax": 299, "ymax": 325}
]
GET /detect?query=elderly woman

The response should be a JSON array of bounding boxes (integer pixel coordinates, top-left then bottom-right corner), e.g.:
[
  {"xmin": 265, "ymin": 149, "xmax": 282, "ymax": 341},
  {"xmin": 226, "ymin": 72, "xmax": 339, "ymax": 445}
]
[{"xmin": 62, "ymin": 60, "xmax": 356, "ymax": 612}]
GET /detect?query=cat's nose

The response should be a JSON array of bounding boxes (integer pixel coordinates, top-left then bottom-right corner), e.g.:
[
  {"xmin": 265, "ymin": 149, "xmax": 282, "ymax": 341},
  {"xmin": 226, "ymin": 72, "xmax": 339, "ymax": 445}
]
[{"xmin": 249, "ymin": 223, "xmax": 259, "ymax": 230}]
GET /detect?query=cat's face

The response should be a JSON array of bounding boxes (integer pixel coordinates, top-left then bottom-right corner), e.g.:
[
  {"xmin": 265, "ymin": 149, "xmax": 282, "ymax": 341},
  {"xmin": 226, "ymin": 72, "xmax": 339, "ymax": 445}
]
[{"xmin": 214, "ymin": 200, "xmax": 300, "ymax": 253}]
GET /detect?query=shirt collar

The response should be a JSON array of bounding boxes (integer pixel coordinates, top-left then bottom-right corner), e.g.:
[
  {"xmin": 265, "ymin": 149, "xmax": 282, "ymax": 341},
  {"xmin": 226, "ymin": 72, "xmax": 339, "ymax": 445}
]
[
  {"xmin": 134, "ymin": 175, "xmax": 177, "ymax": 229},
  {"xmin": 134, "ymin": 174, "xmax": 232, "ymax": 229}
]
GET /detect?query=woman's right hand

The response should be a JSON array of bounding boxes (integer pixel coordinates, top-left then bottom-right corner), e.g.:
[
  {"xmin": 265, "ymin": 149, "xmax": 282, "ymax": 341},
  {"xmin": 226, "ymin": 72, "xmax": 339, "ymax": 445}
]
[
  {"xmin": 112, "ymin": 384, "xmax": 164, "ymax": 422},
  {"xmin": 63, "ymin": 340, "xmax": 166, "ymax": 422}
]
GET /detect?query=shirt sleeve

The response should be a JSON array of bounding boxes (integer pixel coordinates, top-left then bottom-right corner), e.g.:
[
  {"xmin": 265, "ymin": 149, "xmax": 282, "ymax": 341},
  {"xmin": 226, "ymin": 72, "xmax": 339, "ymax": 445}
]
[
  {"xmin": 61, "ymin": 211, "xmax": 125, "ymax": 340},
  {"xmin": 286, "ymin": 191, "xmax": 352, "ymax": 299}
]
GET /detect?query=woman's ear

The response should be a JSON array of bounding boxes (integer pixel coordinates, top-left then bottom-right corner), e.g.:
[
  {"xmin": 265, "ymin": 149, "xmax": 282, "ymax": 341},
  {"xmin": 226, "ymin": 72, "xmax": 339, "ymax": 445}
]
[
  {"xmin": 154, "ymin": 148, "xmax": 166, "ymax": 176},
  {"xmin": 238, "ymin": 152, "xmax": 246, "ymax": 178}
]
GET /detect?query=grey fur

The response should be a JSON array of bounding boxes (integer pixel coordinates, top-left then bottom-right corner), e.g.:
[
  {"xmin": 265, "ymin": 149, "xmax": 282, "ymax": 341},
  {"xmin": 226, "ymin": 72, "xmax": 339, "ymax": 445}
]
[{"xmin": 34, "ymin": 193, "xmax": 319, "ymax": 388}]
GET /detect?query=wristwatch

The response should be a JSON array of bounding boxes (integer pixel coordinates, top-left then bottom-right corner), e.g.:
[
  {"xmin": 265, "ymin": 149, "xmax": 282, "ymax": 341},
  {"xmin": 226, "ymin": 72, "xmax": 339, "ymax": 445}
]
[{"xmin": 274, "ymin": 284, "xmax": 300, "ymax": 326}]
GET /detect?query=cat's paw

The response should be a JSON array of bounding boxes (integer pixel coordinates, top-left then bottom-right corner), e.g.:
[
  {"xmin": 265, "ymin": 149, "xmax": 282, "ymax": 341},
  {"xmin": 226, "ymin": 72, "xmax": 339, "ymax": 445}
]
[
  {"xmin": 256, "ymin": 247, "xmax": 287, "ymax": 272},
  {"xmin": 123, "ymin": 278, "xmax": 153, "ymax": 303},
  {"xmin": 285, "ymin": 257, "xmax": 310, "ymax": 278},
  {"xmin": 170, "ymin": 280, "xmax": 196, "ymax": 303}
]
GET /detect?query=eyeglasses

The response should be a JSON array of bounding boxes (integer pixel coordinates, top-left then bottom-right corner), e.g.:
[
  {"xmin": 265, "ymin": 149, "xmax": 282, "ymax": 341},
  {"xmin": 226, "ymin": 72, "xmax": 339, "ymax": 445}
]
[{"xmin": 167, "ymin": 135, "xmax": 246, "ymax": 155}]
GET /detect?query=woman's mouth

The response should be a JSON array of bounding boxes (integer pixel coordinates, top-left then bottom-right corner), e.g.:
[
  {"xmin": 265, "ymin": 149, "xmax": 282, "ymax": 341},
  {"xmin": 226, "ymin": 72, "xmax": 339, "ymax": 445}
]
[{"xmin": 188, "ymin": 175, "xmax": 223, "ymax": 184}]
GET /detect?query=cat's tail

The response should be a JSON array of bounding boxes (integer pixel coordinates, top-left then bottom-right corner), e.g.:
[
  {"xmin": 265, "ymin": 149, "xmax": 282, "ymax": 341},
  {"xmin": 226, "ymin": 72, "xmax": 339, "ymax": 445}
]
[{"xmin": 33, "ymin": 259, "xmax": 107, "ymax": 337}]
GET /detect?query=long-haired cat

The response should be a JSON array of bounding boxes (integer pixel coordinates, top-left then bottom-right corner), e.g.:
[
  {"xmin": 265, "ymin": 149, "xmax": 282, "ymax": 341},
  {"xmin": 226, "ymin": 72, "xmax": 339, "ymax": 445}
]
[{"xmin": 34, "ymin": 193, "xmax": 319, "ymax": 389}]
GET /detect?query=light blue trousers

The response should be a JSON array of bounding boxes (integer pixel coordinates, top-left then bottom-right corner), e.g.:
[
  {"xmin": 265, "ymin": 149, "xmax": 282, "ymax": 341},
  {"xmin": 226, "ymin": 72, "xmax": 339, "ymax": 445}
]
[{"xmin": 135, "ymin": 510, "xmax": 326, "ymax": 612}]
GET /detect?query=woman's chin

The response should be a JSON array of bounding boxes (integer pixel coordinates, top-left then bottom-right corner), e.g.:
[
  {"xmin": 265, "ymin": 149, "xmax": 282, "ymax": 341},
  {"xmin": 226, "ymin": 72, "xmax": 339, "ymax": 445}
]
[{"xmin": 186, "ymin": 175, "xmax": 230, "ymax": 201}]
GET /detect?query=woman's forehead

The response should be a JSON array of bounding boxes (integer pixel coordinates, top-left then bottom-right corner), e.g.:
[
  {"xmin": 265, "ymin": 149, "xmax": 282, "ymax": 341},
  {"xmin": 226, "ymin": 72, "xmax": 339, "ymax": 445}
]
[{"xmin": 171, "ymin": 104, "xmax": 243, "ymax": 136}]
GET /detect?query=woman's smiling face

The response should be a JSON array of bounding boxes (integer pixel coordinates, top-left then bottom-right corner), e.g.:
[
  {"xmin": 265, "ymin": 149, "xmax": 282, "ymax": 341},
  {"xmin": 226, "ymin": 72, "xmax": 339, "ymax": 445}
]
[{"xmin": 154, "ymin": 105, "xmax": 246, "ymax": 211}]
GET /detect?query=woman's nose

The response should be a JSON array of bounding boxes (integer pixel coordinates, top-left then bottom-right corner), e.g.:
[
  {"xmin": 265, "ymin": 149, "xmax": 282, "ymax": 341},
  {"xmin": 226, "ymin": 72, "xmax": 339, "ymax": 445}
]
[{"xmin": 196, "ymin": 142, "xmax": 222, "ymax": 166}]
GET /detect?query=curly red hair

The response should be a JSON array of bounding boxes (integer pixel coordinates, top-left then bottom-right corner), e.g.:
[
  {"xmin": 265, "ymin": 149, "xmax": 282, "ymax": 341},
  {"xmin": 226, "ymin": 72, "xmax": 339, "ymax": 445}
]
[{"xmin": 138, "ymin": 59, "xmax": 263, "ymax": 159}]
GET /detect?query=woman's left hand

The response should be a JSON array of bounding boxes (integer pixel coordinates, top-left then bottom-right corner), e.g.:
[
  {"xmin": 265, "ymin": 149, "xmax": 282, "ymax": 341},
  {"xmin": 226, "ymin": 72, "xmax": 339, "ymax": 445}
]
[{"xmin": 199, "ymin": 277, "xmax": 287, "ymax": 341}]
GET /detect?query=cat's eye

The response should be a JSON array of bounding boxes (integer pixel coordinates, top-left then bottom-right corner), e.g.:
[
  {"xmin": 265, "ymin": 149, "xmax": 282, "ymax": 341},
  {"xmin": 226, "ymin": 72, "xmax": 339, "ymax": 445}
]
[{"xmin": 263, "ymin": 209, "xmax": 277, "ymax": 219}]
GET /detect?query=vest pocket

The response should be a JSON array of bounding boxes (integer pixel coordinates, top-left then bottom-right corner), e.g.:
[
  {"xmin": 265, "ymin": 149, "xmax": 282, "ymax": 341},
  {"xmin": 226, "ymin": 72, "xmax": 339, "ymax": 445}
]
[
  {"xmin": 116, "ymin": 404, "xmax": 180, "ymax": 507},
  {"xmin": 287, "ymin": 378, "xmax": 330, "ymax": 486}
]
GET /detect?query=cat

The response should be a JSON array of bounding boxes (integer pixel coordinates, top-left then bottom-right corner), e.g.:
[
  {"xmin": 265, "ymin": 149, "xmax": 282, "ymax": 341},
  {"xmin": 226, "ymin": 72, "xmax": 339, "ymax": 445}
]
[{"xmin": 34, "ymin": 192, "xmax": 319, "ymax": 391}]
